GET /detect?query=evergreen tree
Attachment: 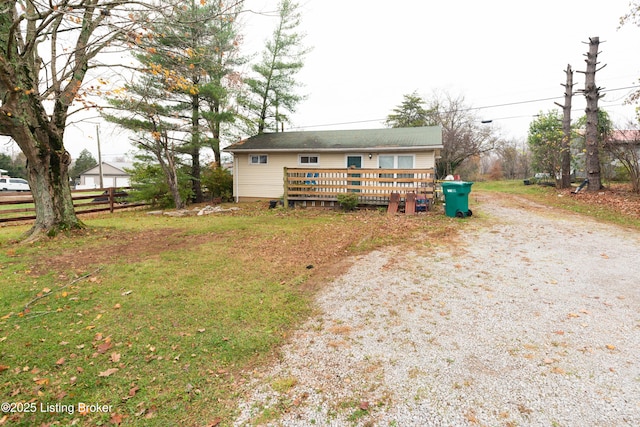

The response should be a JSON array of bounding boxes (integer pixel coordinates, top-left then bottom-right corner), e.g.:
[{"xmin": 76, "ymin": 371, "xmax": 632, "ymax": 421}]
[
  {"xmin": 385, "ymin": 92, "xmax": 436, "ymax": 128},
  {"xmin": 106, "ymin": 1, "xmax": 244, "ymax": 204},
  {"xmin": 135, "ymin": 0, "xmax": 245, "ymax": 201},
  {"xmin": 103, "ymin": 72, "xmax": 188, "ymax": 209},
  {"xmin": 243, "ymin": 0, "xmax": 310, "ymax": 134},
  {"xmin": 70, "ymin": 149, "xmax": 98, "ymax": 181}
]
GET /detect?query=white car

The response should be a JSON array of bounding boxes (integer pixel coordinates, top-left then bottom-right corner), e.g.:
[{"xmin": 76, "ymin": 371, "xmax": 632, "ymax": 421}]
[{"xmin": 0, "ymin": 177, "xmax": 31, "ymax": 191}]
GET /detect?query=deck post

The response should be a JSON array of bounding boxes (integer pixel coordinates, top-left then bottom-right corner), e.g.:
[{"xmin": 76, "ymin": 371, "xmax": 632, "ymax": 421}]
[
  {"xmin": 283, "ymin": 167, "xmax": 289, "ymax": 207},
  {"xmin": 108, "ymin": 187, "xmax": 115, "ymax": 213}
]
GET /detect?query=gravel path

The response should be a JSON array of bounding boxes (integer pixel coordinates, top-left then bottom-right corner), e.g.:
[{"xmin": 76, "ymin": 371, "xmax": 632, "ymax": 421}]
[{"xmin": 234, "ymin": 193, "xmax": 640, "ymax": 426}]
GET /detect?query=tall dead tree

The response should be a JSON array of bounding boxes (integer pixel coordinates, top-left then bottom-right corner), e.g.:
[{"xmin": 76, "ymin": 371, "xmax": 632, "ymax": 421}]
[
  {"xmin": 578, "ymin": 37, "xmax": 606, "ymax": 191},
  {"xmin": 554, "ymin": 65, "xmax": 574, "ymax": 188}
]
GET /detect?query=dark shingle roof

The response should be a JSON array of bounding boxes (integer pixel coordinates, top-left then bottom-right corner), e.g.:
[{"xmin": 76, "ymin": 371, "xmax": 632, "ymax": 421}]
[{"xmin": 224, "ymin": 126, "xmax": 442, "ymax": 152}]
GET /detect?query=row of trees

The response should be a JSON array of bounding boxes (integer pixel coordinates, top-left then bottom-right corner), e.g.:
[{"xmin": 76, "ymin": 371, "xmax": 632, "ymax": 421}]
[
  {"xmin": 103, "ymin": 0, "xmax": 309, "ymax": 209},
  {"xmin": 385, "ymin": 88, "xmax": 640, "ymax": 193},
  {"xmin": 528, "ymin": 108, "xmax": 640, "ymax": 192},
  {"xmin": 0, "ymin": 0, "xmax": 309, "ymax": 239}
]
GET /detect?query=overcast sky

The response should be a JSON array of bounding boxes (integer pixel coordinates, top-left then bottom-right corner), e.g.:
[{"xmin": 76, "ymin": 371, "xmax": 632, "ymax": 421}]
[
  {"xmin": 3, "ymin": 0, "xmax": 639, "ymax": 162},
  {"xmin": 243, "ymin": 0, "xmax": 640, "ymax": 140}
]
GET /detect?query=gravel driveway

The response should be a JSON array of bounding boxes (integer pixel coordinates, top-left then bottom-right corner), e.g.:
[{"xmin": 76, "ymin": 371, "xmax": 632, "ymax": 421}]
[{"xmin": 234, "ymin": 193, "xmax": 640, "ymax": 426}]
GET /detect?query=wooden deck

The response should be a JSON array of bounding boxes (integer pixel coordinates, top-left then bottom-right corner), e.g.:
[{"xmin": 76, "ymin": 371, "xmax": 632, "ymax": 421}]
[{"xmin": 283, "ymin": 167, "xmax": 435, "ymax": 207}]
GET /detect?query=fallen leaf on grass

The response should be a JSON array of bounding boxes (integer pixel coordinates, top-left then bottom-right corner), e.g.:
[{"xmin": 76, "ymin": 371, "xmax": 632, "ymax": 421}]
[
  {"xmin": 113, "ymin": 304, "xmax": 121, "ymax": 309},
  {"xmin": 98, "ymin": 368, "xmax": 119, "ymax": 377},
  {"xmin": 110, "ymin": 413, "xmax": 123, "ymax": 425},
  {"xmin": 55, "ymin": 357, "xmax": 65, "ymax": 365},
  {"xmin": 129, "ymin": 385, "xmax": 140, "ymax": 397},
  {"xmin": 0, "ymin": 365, "xmax": 9, "ymax": 372},
  {"xmin": 110, "ymin": 352, "xmax": 121, "ymax": 363},
  {"xmin": 97, "ymin": 341, "xmax": 113, "ymax": 354}
]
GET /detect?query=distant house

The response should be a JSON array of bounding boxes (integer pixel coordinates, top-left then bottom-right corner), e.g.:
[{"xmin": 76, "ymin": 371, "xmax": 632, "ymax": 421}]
[
  {"xmin": 606, "ymin": 130, "xmax": 640, "ymax": 153},
  {"xmin": 224, "ymin": 126, "xmax": 443, "ymax": 204},
  {"xmin": 77, "ymin": 162, "xmax": 133, "ymax": 189}
]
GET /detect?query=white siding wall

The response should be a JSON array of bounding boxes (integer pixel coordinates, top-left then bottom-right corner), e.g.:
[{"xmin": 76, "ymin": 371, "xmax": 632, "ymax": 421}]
[{"xmin": 233, "ymin": 151, "xmax": 436, "ymax": 200}]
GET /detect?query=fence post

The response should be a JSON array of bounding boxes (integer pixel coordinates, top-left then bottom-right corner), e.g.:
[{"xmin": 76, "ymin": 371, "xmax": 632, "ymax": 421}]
[{"xmin": 109, "ymin": 187, "xmax": 115, "ymax": 213}]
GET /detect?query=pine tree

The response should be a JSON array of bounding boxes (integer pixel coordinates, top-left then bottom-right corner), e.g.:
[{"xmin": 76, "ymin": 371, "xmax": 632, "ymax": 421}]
[
  {"xmin": 243, "ymin": 0, "xmax": 310, "ymax": 134},
  {"xmin": 385, "ymin": 92, "xmax": 436, "ymax": 128}
]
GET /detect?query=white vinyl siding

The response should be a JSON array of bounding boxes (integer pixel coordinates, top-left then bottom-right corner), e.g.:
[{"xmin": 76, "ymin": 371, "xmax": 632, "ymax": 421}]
[{"xmin": 232, "ymin": 151, "xmax": 436, "ymax": 201}]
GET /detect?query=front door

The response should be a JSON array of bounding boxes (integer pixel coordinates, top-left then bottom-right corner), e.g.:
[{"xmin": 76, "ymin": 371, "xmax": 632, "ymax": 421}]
[{"xmin": 346, "ymin": 155, "xmax": 362, "ymax": 191}]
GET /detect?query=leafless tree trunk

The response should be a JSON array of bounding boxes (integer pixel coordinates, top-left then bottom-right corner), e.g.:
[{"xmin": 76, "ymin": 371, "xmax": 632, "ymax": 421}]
[
  {"xmin": 555, "ymin": 65, "xmax": 574, "ymax": 188},
  {"xmin": 580, "ymin": 37, "xmax": 605, "ymax": 191}
]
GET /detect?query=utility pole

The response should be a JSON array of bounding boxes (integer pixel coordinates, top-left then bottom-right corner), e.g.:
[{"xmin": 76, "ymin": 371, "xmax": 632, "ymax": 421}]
[
  {"xmin": 578, "ymin": 36, "xmax": 605, "ymax": 191},
  {"xmin": 96, "ymin": 125, "xmax": 104, "ymax": 189},
  {"xmin": 554, "ymin": 64, "xmax": 574, "ymax": 189}
]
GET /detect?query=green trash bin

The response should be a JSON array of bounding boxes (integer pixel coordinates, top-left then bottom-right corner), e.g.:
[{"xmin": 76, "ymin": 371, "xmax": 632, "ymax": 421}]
[{"xmin": 441, "ymin": 181, "xmax": 473, "ymax": 218}]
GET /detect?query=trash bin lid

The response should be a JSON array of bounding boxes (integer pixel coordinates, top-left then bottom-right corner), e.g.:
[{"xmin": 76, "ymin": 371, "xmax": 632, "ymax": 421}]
[{"xmin": 441, "ymin": 181, "xmax": 473, "ymax": 187}]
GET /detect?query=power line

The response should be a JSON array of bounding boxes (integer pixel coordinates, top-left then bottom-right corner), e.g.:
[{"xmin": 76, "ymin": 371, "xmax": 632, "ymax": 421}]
[{"xmin": 290, "ymin": 84, "xmax": 640, "ymax": 130}]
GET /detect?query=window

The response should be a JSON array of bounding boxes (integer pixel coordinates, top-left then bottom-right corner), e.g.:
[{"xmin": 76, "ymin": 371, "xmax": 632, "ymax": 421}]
[
  {"xmin": 397, "ymin": 155, "xmax": 414, "ymax": 179},
  {"xmin": 378, "ymin": 154, "xmax": 415, "ymax": 182},
  {"xmin": 249, "ymin": 154, "xmax": 268, "ymax": 164},
  {"xmin": 398, "ymin": 155, "xmax": 414, "ymax": 169},
  {"xmin": 378, "ymin": 155, "xmax": 394, "ymax": 179},
  {"xmin": 299, "ymin": 155, "xmax": 319, "ymax": 165},
  {"xmin": 378, "ymin": 155, "xmax": 414, "ymax": 169}
]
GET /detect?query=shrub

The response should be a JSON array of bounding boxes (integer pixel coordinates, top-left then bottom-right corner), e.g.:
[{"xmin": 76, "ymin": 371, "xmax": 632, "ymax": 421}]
[
  {"xmin": 336, "ymin": 193, "xmax": 359, "ymax": 211},
  {"xmin": 201, "ymin": 165, "xmax": 233, "ymax": 201}
]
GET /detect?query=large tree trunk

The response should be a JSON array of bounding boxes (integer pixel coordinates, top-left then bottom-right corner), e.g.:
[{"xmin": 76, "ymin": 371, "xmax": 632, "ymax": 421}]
[
  {"xmin": 583, "ymin": 37, "xmax": 603, "ymax": 192},
  {"xmin": 556, "ymin": 65, "xmax": 574, "ymax": 189},
  {"xmin": 13, "ymin": 128, "xmax": 82, "ymax": 240}
]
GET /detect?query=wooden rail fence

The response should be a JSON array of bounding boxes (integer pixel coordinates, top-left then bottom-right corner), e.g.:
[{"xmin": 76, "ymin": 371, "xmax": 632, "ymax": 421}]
[
  {"xmin": 0, "ymin": 187, "xmax": 147, "ymax": 223},
  {"xmin": 284, "ymin": 167, "xmax": 436, "ymax": 206}
]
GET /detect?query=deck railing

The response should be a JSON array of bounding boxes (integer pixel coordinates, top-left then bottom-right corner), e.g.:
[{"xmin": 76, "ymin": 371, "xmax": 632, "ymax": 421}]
[{"xmin": 284, "ymin": 167, "xmax": 436, "ymax": 205}]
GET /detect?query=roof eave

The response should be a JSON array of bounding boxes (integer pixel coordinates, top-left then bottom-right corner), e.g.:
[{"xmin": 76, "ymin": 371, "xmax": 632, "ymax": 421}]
[{"xmin": 224, "ymin": 145, "xmax": 444, "ymax": 153}]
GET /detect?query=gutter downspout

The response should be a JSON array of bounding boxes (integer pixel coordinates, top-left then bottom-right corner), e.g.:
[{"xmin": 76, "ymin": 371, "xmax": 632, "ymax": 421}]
[{"xmin": 233, "ymin": 155, "xmax": 239, "ymax": 203}]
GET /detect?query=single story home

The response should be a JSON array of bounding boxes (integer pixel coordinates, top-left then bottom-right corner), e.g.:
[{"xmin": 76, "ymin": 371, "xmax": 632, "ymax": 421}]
[
  {"xmin": 77, "ymin": 162, "xmax": 133, "ymax": 189},
  {"xmin": 224, "ymin": 126, "xmax": 443, "ymax": 204}
]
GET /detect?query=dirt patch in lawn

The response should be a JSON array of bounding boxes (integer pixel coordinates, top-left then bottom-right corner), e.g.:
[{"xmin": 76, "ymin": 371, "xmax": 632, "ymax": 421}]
[
  {"xmin": 29, "ymin": 227, "xmax": 199, "ymax": 275},
  {"xmin": 28, "ymin": 208, "xmax": 453, "ymax": 282}
]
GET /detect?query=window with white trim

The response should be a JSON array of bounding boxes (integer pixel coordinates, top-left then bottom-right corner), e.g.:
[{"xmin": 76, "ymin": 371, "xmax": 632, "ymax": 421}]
[
  {"xmin": 299, "ymin": 155, "xmax": 319, "ymax": 165},
  {"xmin": 249, "ymin": 154, "xmax": 268, "ymax": 164}
]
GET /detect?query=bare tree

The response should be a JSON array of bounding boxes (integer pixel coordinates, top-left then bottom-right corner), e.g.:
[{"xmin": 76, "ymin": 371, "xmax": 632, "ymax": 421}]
[
  {"xmin": 424, "ymin": 91, "xmax": 498, "ymax": 178},
  {"xmin": 554, "ymin": 65, "xmax": 575, "ymax": 188},
  {"xmin": 578, "ymin": 37, "xmax": 605, "ymax": 191},
  {"xmin": 604, "ymin": 126, "xmax": 640, "ymax": 193}
]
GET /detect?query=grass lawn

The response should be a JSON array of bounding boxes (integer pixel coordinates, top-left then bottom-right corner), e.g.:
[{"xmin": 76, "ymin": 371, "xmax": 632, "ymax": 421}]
[
  {"xmin": 1, "ymin": 182, "xmax": 637, "ymax": 426},
  {"xmin": 0, "ymin": 203, "xmax": 457, "ymax": 426}
]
